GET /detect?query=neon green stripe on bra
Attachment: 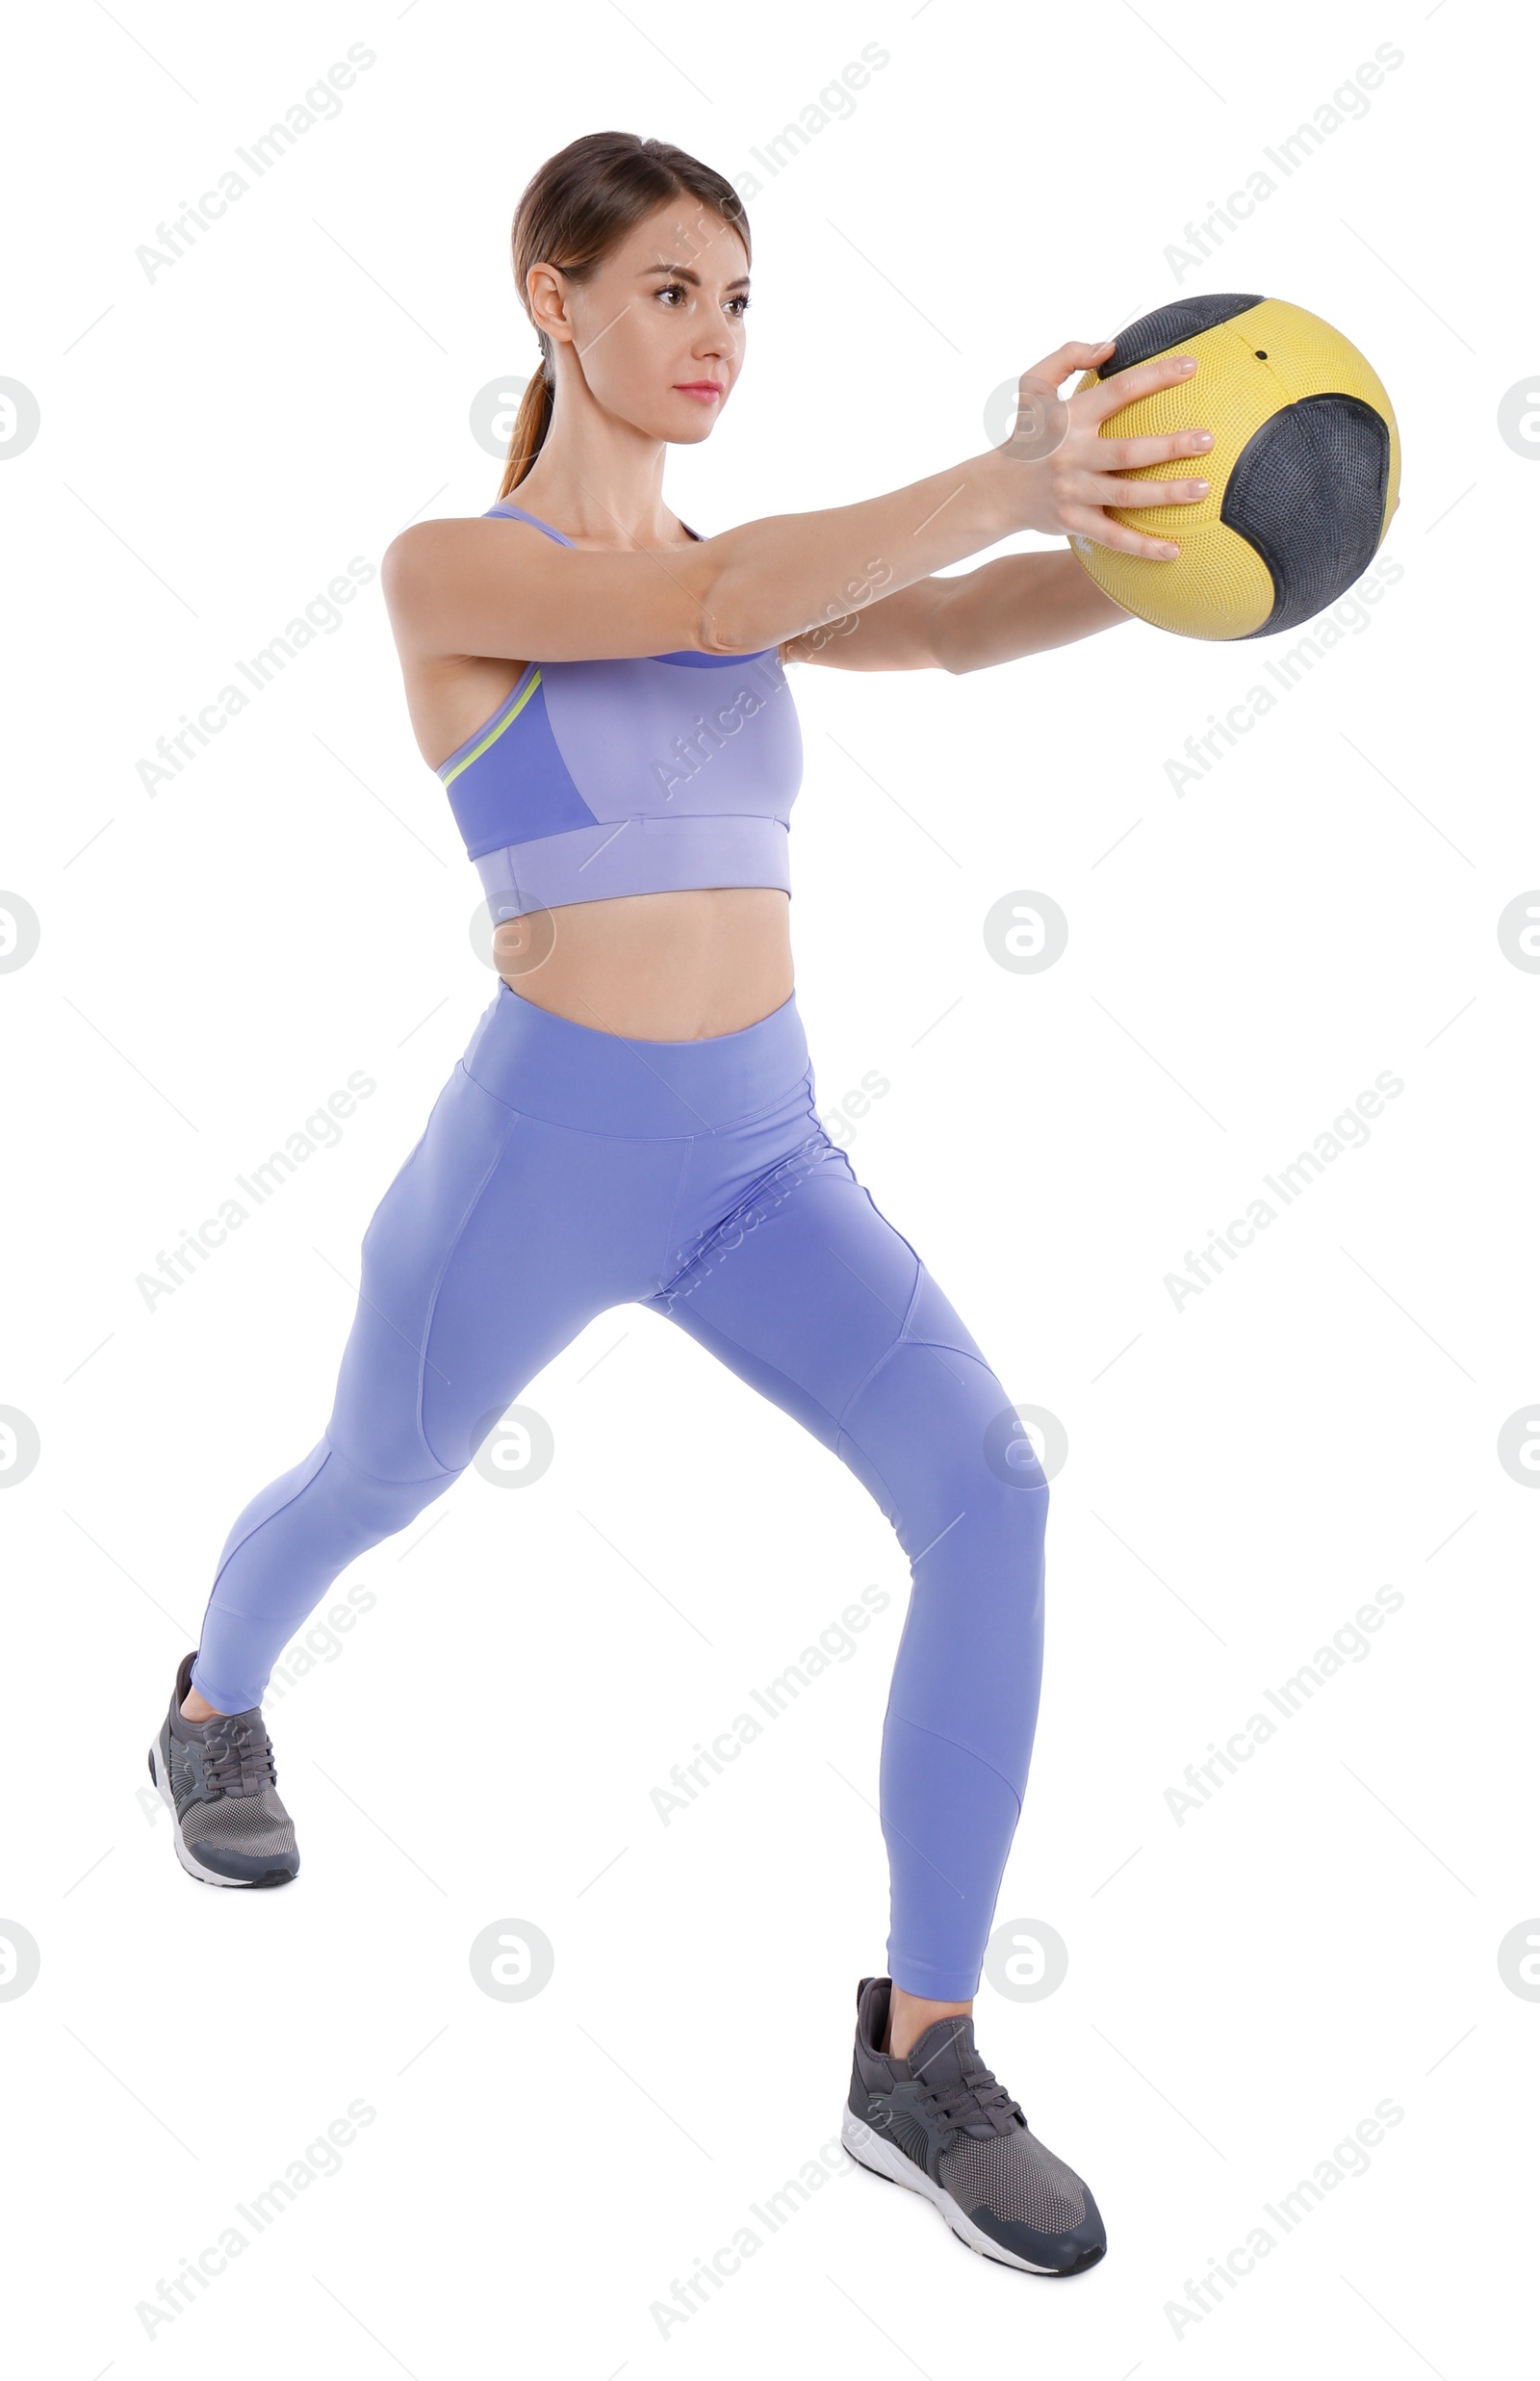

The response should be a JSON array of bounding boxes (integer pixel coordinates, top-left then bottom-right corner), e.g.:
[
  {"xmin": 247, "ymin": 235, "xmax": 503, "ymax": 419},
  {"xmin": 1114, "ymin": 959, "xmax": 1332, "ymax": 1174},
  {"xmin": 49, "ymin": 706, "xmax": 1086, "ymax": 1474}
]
[{"xmin": 440, "ymin": 669, "xmax": 543, "ymax": 789}]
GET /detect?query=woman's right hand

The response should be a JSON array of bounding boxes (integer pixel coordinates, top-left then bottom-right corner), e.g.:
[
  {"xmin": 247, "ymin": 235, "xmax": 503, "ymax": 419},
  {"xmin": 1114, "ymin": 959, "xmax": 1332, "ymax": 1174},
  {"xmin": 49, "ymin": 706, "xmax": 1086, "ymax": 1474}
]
[{"xmin": 998, "ymin": 340, "xmax": 1216, "ymax": 560}]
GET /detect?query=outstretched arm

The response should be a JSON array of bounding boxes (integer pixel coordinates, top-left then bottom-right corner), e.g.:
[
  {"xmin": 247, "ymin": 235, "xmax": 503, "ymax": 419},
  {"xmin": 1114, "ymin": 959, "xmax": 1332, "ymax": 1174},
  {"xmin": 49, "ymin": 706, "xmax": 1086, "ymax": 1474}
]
[
  {"xmin": 780, "ymin": 549, "xmax": 1131, "ymax": 675},
  {"xmin": 389, "ymin": 339, "xmax": 1207, "ymax": 670}
]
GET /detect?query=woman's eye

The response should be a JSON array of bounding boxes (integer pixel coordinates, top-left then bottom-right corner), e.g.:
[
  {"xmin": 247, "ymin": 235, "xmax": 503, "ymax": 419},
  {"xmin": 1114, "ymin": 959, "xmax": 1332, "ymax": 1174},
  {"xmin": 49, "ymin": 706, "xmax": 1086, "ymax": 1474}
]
[{"xmin": 656, "ymin": 283, "xmax": 750, "ymax": 317}]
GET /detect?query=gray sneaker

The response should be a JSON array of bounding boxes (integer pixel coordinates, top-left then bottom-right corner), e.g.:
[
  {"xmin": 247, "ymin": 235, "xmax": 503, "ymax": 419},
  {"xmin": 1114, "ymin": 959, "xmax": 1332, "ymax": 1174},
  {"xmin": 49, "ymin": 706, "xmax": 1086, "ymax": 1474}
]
[
  {"xmin": 148, "ymin": 1649, "xmax": 299, "ymax": 1888},
  {"xmin": 842, "ymin": 1974, "xmax": 1106, "ymax": 2274}
]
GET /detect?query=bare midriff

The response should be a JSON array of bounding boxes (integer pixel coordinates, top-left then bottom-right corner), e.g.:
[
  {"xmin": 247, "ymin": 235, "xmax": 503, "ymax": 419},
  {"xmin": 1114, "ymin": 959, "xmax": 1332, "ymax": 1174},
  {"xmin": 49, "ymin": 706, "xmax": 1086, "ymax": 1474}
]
[{"xmin": 491, "ymin": 886, "xmax": 794, "ymax": 1042}]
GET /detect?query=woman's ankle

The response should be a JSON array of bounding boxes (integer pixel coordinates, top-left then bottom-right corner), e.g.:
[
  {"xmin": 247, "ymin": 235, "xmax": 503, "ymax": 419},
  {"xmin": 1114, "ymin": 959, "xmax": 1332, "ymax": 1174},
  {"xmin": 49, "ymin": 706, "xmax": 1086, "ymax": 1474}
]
[
  {"xmin": 884, "ymin": 1984, "xmax": 973, "ymax": 2060},
  {"xmin": 180, "ymin": 1687, "xmax": 223, "ymax": 1724}
]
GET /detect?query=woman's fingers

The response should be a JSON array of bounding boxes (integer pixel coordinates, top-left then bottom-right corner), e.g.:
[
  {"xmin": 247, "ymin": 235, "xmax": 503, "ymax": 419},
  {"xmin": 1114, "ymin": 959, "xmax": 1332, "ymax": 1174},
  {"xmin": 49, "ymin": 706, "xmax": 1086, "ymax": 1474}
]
[
  {"xmin": 1075, "ymin": 470, "xmax": 1211, "ymax": 508},
  {"xmin": 1004, "ymin": 339, "xmax": 1223, "ymax": 556},
  {"xmin": 1097, "ymin": 428, "xmax": 1215, "ymax": 470},
  {"xmin": 1065, "ymin": 509, "xmax": 1183, "ymax": 560},
  {"xmin": 1076, "ymin": 349, "xmax": 1199, "ymax": 426},
  {"xmin": 1016, "ymin": 338, "xmax": 1117, "ymax": 396}
]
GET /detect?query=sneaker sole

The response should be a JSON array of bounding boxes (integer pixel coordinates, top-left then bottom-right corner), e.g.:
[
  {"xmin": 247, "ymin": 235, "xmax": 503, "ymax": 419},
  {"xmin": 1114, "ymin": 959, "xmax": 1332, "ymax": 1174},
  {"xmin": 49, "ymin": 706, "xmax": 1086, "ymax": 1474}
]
[
  {"xmin": 840, "ymin": 2105, "xmax": 1069, "ymax": 2275},
  {"xmin": 147, "ymin": 1741, "xmax": 296, "ymax": 1890}
]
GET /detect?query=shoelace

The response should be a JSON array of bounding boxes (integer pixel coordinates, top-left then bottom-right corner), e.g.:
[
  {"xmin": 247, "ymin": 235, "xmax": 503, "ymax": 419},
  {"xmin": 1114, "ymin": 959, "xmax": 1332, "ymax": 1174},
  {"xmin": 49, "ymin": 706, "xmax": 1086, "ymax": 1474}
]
[
  {"xmin": 201, "ymin": 1721, "xmax": 277, "ymax": 1798},
  {"xmin": 914, "ymin": 2050, "xmax": 1024, "ymax": 2141}
]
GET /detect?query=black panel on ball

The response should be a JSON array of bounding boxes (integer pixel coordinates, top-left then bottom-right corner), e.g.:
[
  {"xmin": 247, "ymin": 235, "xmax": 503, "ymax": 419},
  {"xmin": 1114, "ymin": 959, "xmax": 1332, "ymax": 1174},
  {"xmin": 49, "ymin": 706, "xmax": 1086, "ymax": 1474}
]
[
  {"xmin": 1222, "ymin": 394, "xmax": 1391, "ymax": 636},
  {"xmin": 1095, "ymin": 295, "xmax": 1265, "ymax": 377}
]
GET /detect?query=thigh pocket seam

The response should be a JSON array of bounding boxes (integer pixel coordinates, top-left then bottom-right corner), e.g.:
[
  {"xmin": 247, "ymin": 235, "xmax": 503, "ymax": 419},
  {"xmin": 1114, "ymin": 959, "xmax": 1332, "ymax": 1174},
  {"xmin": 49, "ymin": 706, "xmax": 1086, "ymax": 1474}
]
[
  {"xmin": 828, "ymin": 1252, "xmax": 924, "ymax": 1434},
  {"xmin": 413, "ymin": 1103, "xmax": 525, "ymax": 1471}
]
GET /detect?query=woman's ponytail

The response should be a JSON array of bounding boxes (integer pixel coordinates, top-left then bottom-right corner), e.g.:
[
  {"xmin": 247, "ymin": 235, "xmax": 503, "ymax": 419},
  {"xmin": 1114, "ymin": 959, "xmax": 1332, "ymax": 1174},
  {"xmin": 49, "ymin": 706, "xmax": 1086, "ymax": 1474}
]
[{"xmin": 500, "ymin": 355, "xmax": 553, "ymax": 494}]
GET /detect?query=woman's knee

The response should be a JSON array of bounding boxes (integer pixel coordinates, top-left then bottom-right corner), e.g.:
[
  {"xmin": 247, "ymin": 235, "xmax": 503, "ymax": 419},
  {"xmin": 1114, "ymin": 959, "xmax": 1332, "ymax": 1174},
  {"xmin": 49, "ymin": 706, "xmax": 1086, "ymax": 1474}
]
[
  {"xmin": 209, "ymin": 1435, "xmax": 452, "ymax": 1618},
  {"xmin": 317, "ymin": 1435, "xmax": 455, "ymax": 1539},
  {"xmin": 841, "ymin": 1327, "xmax": 1042, "ymax": 1504}
]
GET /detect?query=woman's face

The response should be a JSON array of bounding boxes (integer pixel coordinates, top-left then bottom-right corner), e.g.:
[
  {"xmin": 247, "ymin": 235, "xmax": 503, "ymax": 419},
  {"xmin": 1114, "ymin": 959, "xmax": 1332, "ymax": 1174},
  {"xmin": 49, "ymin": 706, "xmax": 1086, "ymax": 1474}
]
[{"xmin": 530, "ymin": 198, "xmax": 751, "ymax": 444}]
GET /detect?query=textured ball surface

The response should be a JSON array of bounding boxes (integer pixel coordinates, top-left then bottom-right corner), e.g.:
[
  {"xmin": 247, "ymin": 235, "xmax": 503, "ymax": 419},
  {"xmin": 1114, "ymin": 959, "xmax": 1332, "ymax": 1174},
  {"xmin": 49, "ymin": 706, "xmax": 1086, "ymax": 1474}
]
[{"xmin": 1068, "ymin": 295, "xmax": 1399, "ymax": 639}]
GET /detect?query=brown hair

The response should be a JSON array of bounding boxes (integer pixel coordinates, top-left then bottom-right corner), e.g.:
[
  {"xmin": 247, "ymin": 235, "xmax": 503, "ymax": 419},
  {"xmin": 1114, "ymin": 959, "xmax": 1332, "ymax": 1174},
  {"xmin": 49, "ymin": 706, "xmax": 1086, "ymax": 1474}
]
[{"xmin": 499, "ymin": 131, "xmax": 751, "ymax": 496}]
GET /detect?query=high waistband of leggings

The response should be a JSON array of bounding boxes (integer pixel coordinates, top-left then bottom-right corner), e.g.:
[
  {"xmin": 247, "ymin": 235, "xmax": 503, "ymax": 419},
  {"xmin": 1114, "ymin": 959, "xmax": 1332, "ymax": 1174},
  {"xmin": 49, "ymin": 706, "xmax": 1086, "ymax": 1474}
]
[{"xmin": 461, "ymin": 979, "xmax": 811, "ymax": 1138}]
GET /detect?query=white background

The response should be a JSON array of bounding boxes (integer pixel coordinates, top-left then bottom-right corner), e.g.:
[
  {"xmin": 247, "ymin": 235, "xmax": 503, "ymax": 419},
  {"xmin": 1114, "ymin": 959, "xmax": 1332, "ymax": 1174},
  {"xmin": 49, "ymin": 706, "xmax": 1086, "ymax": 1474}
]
[{"xmin": 1, "ymin": 1, "xmax": 1533, "ymax": 2374}]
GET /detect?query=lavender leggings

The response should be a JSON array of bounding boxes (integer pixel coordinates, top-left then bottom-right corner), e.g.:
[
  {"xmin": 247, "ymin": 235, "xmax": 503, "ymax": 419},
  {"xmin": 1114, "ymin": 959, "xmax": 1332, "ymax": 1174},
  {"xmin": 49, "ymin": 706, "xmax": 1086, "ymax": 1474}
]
[{"xmin": 192, "ymin": 982, "xmax": 1048, "ymax": 1999}]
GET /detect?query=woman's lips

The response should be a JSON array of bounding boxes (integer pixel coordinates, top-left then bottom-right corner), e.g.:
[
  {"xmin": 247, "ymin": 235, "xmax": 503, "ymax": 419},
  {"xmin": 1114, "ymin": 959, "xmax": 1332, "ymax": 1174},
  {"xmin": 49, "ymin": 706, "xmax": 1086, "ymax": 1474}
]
[{"xmin": 674, "ymin": 382, "xmax": 723, "ymax": 401}]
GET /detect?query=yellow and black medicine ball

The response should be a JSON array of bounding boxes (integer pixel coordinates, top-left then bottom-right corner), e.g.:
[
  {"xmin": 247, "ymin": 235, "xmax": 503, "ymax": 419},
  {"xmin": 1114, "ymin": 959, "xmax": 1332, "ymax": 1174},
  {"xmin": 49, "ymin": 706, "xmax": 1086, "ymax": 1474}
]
[{"xmin": 1069, "ymin": 294, "xmax": 1399, "ymax": 639}]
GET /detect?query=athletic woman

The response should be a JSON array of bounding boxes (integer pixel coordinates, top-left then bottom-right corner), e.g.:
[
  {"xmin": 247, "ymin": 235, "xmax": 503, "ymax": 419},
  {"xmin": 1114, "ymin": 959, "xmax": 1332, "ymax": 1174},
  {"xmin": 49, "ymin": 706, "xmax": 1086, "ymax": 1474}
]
[{"xmin": 148, "ymin": 131, "xmax": 1212, "ymax": 2276}]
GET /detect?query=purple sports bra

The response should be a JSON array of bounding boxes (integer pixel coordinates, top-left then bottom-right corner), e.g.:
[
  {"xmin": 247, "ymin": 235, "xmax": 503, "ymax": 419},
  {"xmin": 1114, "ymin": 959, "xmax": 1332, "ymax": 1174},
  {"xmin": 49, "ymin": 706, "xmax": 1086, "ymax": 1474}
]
[{"xmin": 434, "ymin": 501, "xmax": 804, "ymax": 921}]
